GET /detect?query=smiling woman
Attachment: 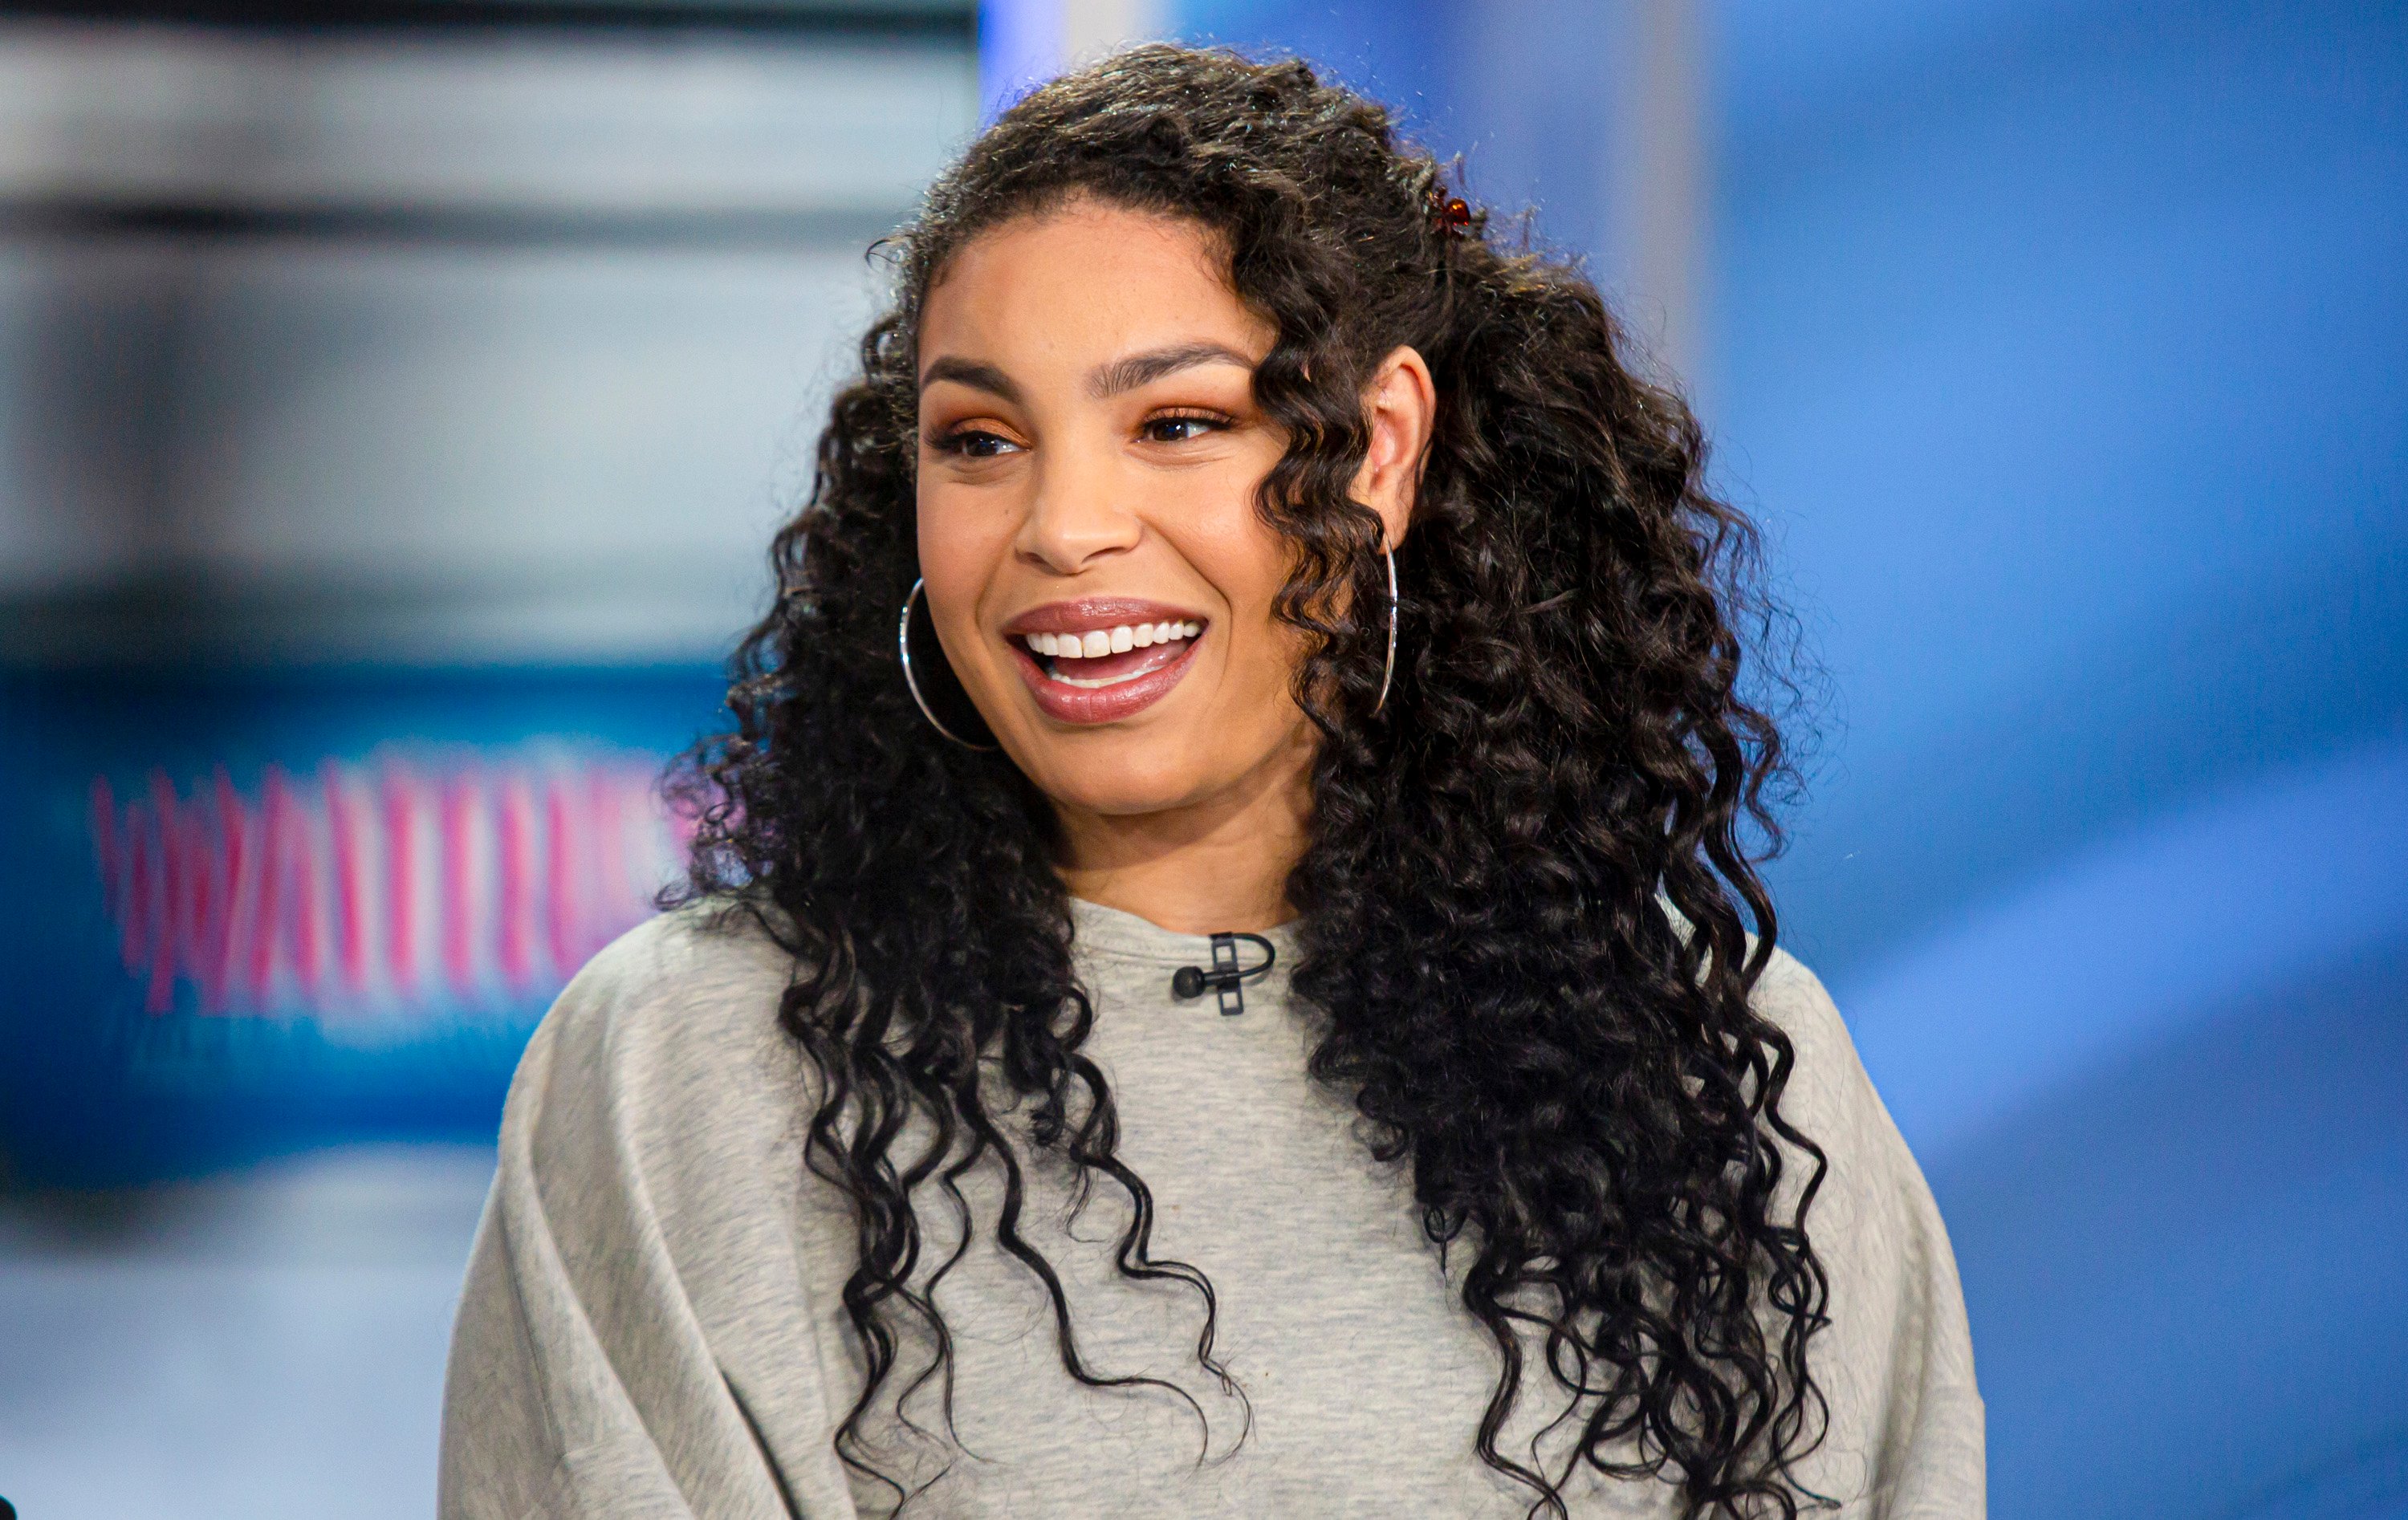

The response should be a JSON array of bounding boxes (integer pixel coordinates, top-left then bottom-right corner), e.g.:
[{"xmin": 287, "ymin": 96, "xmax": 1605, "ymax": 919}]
[
  {"xmin": 438, "ymin": 47, "xmax": 1983, "ymax": 1520},
  {"xmin": 910, "ymin": 201, "xmax": 1433, "ymax": 926}
]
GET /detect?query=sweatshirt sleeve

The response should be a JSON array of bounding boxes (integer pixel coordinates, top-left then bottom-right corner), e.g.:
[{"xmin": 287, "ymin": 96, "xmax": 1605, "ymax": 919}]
[
  {"xmin": 1752, "ymin": 950, "xmax": 1987, "ymax": 1518},
  {"xmin": 437, "ymin": 910, "xmax": 865, "ymax": 1520}
]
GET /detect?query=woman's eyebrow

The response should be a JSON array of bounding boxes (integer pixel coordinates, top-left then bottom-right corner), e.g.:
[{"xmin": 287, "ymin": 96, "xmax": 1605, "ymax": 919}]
[
  {"xmin": 1089, "ymin": 342, "xmax": 1255, "ymax": 399},
  {"xmin": 919, "ymin": 356, "xmax": 1021, "ymax": 402}
]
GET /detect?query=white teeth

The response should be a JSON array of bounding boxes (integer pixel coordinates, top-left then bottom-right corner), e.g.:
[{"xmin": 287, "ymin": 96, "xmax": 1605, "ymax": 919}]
[{"xmin": 1020, "ymin": 620, "xmax": 1203, "ymax": 669}]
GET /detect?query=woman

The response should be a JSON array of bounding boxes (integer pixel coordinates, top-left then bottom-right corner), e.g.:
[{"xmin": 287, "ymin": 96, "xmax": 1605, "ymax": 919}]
[{"xmin": 441, "ymin": 47, "xmax": 1982, "ymax": 1520}]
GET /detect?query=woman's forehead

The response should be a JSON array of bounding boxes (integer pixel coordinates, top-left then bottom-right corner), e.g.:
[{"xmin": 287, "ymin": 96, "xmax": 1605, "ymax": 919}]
[{"xmin": 920, "ymin": 201, "xmax": 1259, "ymax": 360}]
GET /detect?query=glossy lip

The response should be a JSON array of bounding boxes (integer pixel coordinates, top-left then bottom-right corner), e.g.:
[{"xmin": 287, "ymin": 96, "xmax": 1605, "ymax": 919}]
[
  {"xmin": 1002, "ymin": 596, "xmax": 1210, "ymax": 725},
  {"xmin": 1001, "ymin": 597, "xmax": 1207, "ymax": 637}
]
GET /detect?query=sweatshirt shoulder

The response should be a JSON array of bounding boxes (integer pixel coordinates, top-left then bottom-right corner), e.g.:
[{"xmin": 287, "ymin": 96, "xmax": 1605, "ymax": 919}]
[
  {"xmin": 1747, "ymin": 945, "xmax": 1852, "ymax": 1066},
  {"xmin": 562, "ymin": 899, "xmax": 798, "ymax": 1028},
  {"xmin": 515, "ymin": 900, "xmax": 806, "ymax": 1120},
  {"xmin": 1743, "ymin": 954, "xmax": 1987, "ymax": 1500},
  {"xmin": 1743, "ymin": 945, "xmax": 1906, "ymax": 1160}
]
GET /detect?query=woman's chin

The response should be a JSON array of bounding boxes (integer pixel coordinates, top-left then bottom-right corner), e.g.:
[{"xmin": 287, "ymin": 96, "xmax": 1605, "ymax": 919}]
[{"xmin": 1013, "ymin": 746, "xmax": 1218, "ymax": 820}]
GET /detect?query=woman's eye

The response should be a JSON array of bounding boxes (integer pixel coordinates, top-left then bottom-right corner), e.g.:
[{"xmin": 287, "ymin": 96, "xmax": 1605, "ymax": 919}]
[
  {"xmin": 938, "ymin": 429, "xmax": 1019, "ymax": 459},
  {"xmin": 1142, "ymin": 415, "xmax": 1224, "ymax": 445}
]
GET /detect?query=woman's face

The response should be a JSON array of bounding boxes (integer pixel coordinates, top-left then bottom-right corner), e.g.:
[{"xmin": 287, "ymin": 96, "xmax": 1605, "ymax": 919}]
[{"xmin": 913, "ymin": 200, "xmax": 1316, "ymax": 826}]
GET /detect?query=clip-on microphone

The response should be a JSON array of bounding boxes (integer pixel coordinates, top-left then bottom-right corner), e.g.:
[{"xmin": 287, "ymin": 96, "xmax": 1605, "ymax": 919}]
[{"xmin": 1170, "ymin": 932, "xmax": 1277, "ymax": 1016}]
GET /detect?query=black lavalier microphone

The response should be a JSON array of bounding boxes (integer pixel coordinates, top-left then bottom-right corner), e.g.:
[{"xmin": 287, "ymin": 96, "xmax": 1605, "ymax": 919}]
[{"xmin": 1170, "ymin": 932, "xmax": 1277, "ymax": 1016}]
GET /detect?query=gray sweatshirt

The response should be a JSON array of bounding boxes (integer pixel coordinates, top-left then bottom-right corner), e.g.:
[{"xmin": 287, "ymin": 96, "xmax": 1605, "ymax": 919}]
[{"xmin": 440, "ymin": 899, "xmax": 1983, "ymax": 1518}]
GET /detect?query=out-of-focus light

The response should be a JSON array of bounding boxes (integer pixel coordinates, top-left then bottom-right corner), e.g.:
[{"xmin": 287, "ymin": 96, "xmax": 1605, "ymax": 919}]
[
  {"xmin": 979, "ymin": 0, "xmax": 1161, "ymax": 120},
  {"xmin": 87, "ymin": 753, "xmax": 677, "ymax": 1021}
]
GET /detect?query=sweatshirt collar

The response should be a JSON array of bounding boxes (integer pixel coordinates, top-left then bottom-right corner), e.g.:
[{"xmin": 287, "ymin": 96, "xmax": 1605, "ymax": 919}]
[{"xmin": 1068, "ymin": 896, "xmax": 1304, "ymax": 970}]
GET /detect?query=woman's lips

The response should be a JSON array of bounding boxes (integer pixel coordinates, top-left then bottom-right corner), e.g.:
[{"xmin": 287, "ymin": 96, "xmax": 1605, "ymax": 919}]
[{"xmin": 1009, "ymin": 631, "xmax": 1201, "ymax": 724}]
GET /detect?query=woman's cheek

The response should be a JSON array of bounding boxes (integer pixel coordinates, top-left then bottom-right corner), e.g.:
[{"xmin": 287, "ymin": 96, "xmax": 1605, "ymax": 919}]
[{"xmin": 914, "ymin": 486, "xmax": 1013, "ymax": 687}]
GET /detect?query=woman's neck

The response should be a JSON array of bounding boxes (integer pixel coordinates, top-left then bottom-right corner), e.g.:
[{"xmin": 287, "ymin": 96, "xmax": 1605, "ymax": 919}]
[{"xmin": 1051, "ymin": 736, "xmax": 1312, "ymax": 936}]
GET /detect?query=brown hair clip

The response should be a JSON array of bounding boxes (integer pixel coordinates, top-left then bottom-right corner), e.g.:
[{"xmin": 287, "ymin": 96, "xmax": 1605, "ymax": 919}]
[{"xmin": 1428, "ymin": 182, "xmax": 1474, "ymax": 237}]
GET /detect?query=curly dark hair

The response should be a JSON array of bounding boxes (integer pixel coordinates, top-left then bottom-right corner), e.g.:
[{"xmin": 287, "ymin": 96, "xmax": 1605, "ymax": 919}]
[{"xmin": 668, "ymin": 44, "xmax": 1828, "ymax": 1520}]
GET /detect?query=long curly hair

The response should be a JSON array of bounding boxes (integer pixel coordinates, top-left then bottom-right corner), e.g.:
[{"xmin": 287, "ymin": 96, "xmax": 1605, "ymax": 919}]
[{"xmin": 669, "ymin": 44, "xmax": 1828, "ymax": 1519}]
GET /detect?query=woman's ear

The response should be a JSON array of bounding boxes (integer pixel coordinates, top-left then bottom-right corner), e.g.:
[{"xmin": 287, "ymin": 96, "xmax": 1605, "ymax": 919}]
[{"xmin": 1352, "ymin": 345, "xmax": 1437, "ymax": 552}]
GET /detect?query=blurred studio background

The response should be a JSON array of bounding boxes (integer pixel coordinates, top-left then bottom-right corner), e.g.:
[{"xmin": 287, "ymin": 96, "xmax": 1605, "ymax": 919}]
[{"xmin": 0, "ymin": 0, "xmax": 2399, "ymax": 1514}]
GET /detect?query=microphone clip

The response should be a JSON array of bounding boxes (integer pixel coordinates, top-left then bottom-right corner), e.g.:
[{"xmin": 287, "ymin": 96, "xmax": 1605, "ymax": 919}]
[{"xmin": 1170, "ymin": 932, "xmax": 1276, "ymax": 1016}]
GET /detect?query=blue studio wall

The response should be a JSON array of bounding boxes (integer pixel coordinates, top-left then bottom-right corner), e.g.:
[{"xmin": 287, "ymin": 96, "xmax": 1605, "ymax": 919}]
[
  {"xmin": 1156, "ymin": 0, "xmax": 2408, "ymax": 1514},
  {"xmin": 0, "ymin": 30, "xmax": 982, "ymax": 1518},
  {"xmin": 1707, "ymin": 5, "xmax": 2407, "ymax": 1514},
  {"xmin": 0, "ymin": 22, "xmax": 976, "ymax": 1193}
]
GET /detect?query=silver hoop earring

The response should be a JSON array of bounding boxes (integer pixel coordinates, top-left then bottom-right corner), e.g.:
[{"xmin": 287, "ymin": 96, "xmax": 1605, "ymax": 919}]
[
  {"xmin": 1373, "ymin": 546, "xmax": 1399, "ymax": 717},
  {"xmin": 899, "ymin": 577, "xmax": 998, "ymax": 751}
]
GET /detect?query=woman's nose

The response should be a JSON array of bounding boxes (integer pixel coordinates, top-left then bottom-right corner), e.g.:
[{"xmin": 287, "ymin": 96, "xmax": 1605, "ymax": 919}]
[{"xmin": 1015, "ymin": 446, "xmax": 1142, "ymax": 574}]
